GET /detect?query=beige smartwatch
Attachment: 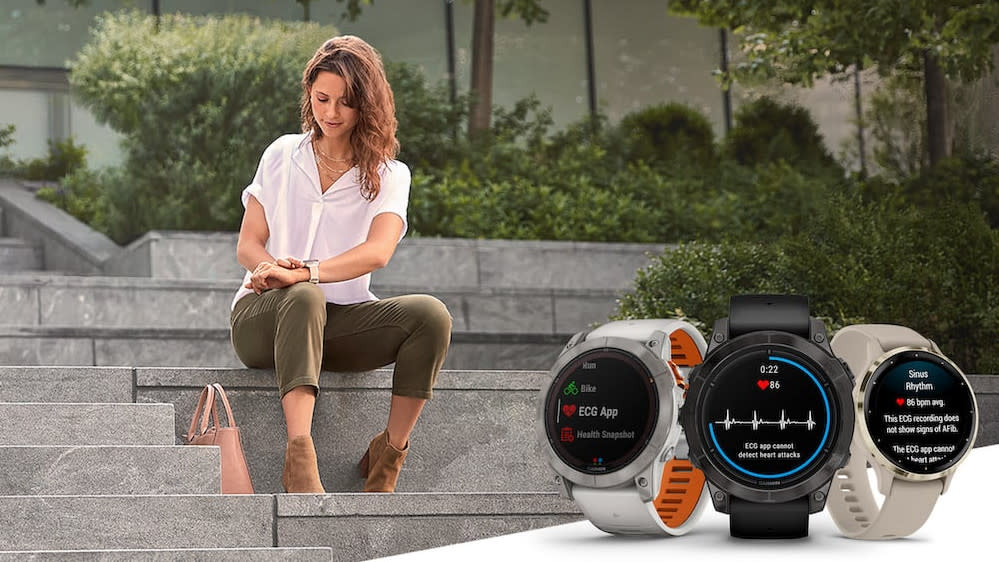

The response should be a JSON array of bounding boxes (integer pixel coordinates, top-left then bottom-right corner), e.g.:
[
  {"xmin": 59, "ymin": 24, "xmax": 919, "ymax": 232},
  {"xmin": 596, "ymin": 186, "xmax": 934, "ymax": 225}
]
[
  {"xmin": 828, "ymin": 324, "xmax": 979, "ymax": 539},
  {"xmin": 304, "ymin": 259, "xmax": 320, "ymax": 284}
]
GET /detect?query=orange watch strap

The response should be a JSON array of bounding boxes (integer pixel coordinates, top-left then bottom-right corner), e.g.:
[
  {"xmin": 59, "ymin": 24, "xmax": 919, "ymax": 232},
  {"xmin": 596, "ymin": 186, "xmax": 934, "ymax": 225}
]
[
  {"xmin": 654, "ymin": 458, "xmax": 707, "ymax": 528},
  {"xmin": 669, "ymin": 329, "xmax": 704, "ymax": 367},
  {"xmin": 654, "ymin": 327, "xmax": 708, "ymax": 528}
]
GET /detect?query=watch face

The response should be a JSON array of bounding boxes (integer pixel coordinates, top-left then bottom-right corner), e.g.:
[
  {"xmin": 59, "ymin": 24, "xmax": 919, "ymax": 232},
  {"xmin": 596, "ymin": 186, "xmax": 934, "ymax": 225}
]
[
  {"xmin": 697, "ymin": 346, "xmax": 838, "ymax": 488},
  {"xmin": 544, "ymin": 348, "xmax": 659, "ymax": 474},
  {"xmin": 864, "ymin": 350, "xmax": 977, "ymax": 474}
]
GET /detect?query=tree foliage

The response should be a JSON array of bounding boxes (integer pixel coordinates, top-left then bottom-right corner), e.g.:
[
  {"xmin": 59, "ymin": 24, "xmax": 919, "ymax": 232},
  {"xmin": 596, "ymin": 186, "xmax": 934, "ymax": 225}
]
[{"xmin": 670, "ymin": 0, "xmax": 999, "ymax": 85}]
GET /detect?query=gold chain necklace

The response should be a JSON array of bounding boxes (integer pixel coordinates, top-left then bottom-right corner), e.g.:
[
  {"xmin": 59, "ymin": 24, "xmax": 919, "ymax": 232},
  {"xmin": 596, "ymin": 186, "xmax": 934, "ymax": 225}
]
[{"xmin": 313, "ymin": 140, "xmax": 353, "ymax": 163}]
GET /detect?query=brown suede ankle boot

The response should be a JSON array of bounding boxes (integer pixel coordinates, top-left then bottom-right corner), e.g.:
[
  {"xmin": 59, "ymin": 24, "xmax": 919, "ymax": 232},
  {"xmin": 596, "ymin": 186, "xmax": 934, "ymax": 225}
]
[
  {"xmin": 282, "ymin": 435, "xmax": 325, "ymax": 493},
  {"xmin": 359, "ymin": 430, "xmax": 408, "ymax": 492}
]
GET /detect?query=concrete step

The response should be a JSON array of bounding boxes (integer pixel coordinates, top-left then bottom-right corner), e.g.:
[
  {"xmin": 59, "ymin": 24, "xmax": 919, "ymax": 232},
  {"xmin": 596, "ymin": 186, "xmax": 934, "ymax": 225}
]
[
  {"xmin": 0, "ymin": 548, "xmax": 334, "ymax": 561},
  {"xmin": 0, "ymin": 273, "xmax": 618, "ymax": 336},
  {"xmin": 0, "ymin": 237, "xmax": 41, "ymax": 271},
  {"xmin": 2, "ymin": 367, "xmax": 996, "ymax": 493},
  {"xmin": 0, "ymin": 495, "xmax": 274, "ymax": 551},
  {"xmin": 0, "ymin": 445, "xmax": 221, "ymax": 495},
  {"xmin": 0, "ymin": 403, "xmax": 175, "ymax": 446},
  {"xmin": 0, "ymin": 366, "xmax": 133, "ymax": 403},
  {"xmin": 0, "ymin": 325, "xmax": 567, "ymax": 370},
  {"xmin": 0, "ymin": 492, "xmax": 577, "ymax": 559},
  {"xmin": 136, "ymin": 367, "xmax": 558, "ymax": 494},
  {"xmin": 276, "ymin": 492, "xmax": 580, "ymax": 561},
  {"xmin": 106, "ymin": 231, "xmax": 663, "ymax": 288}
]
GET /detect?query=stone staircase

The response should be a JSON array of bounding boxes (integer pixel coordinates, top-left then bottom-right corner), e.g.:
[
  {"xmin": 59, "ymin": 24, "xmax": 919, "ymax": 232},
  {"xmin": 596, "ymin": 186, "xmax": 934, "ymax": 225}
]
[
  {"xmin": 1, "ymin": 180, "xmax": 994, "ymax": 559},
  {"xmin": 0, "ymin": 365, "xmax": 580, "ymax": 560}
]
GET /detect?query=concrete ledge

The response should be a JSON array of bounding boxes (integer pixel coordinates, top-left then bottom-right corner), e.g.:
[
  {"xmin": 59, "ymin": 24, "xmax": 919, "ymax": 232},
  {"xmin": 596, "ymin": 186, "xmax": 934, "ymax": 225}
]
[
  {"xmin": 137, "ymin": 368, "xmax": 560, "ymax": 493},
  {"xmin": 276, "ymin": 492, "xmax": 580, "ymax": 562},
  {"xmin": 0, "ymin": 325, "xmax": 568, "ymax": 370},
  {"xmin": 0, "ymin": 274, "xmax": 617, "ymax": 334},
  {"xmin": 0, "ymin": 445, "xmax": 221, "ymax": 495},
  {"xmin": 0, "ymin": 237, "xmax": 41, "ymax": 271},
  {"xmin": 0, "ymin": 403, "xmax": 175, "ymax": 446},
  {"xmin": 277, "ymin": 492, "xmax": 578, "ymax": 517},
  {"xmin": 0, "ymin": 366, "xmax": 133, "ymax": 402},
  {"xmin": 0, "ymin": 495, "xmax": 274, "ymax": 550},
  {"xmin": 0, "ymin": 181, "xmax": 118, "ymax": 274},
  {"xmin": 98, "ymin": 230, "xmax": 664, "ymax": 289},
  {"xmin": 0, "ymin": 548, "xmax": 333, "ymax": 561}
]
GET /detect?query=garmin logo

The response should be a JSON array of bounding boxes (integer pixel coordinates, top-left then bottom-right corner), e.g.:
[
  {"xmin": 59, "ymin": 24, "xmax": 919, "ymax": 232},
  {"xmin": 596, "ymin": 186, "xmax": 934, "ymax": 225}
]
[{"xmin": 582, "ymin": 362, "xmax": 597, "ymax": 370}]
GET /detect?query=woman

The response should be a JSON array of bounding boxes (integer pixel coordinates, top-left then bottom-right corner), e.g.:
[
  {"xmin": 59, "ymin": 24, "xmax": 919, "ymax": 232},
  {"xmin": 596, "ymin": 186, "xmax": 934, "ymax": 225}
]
[{"xmin": 230, "ymin": 35, "xmax": 452, "ymax": 494}]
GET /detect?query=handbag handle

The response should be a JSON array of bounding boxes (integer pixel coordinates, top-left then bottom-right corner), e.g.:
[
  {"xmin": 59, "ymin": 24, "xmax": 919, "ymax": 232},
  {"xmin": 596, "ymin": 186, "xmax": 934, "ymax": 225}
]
[
  {"xmin": 186, "ymin": 383, "xmax": 239, "ymax": 440},
  {"xmin": 186, "ymin": 384, "xmax": 214, "ymax": 441}
]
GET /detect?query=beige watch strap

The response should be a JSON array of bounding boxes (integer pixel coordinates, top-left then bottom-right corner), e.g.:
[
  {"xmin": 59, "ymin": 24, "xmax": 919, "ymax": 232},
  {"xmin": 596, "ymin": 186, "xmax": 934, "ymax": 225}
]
[{"xmin": 828, "ymin": 324, "xmax": 944, "ymax": 539}]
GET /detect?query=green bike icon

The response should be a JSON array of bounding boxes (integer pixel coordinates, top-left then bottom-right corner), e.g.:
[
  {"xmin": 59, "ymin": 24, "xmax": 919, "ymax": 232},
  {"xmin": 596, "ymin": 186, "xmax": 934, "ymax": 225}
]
[{"xmin": 563, "ymin": 381, "xmax": 580, "ymax": 396}]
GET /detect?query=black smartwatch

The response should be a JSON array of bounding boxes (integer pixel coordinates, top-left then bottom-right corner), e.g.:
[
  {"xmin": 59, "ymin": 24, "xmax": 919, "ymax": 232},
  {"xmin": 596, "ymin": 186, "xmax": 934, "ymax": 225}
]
[{"xmin": 681, "ymin": 295, "xmax": 855, "ymax": 538}]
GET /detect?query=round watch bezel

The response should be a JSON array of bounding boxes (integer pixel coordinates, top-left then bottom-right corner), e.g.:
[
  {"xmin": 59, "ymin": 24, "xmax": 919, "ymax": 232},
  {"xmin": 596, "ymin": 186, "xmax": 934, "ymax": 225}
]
[
  {"xmin": 856, "ymin": 345, "xmax": 979, "ymax": 481},
  {"xmin": 683, "ymin": 330, "xmax": 854, "ymax": 504},
  {"xmin": 537, "ymin": 335, "xmax": 681, "ymax": 489}
]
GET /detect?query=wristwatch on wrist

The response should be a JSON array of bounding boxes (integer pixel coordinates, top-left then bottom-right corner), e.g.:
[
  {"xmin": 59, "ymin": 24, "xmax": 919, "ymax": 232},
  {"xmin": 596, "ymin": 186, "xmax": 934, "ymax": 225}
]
[
  {"xmin": 537, "ymin": 319, "xmax": 710, "ymax": 536},
  {"xmin": 681, "ymin": 295, "xmax": 855, "ymax": 539},
  {"xmin": 304, "ymin": 259, "xmax": 320, "ymax": 284},
  {"xmin": 827, "ymin": 324, "xmax": 978, "ymax": 539}
]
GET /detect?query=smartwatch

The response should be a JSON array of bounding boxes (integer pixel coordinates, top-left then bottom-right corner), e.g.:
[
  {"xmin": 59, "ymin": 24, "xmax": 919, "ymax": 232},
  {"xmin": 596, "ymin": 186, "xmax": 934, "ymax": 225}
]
[
  {"xmin": 681, "ymin": 295, "xmax": 855, "ymax": 539},
  {"xmin": 537, "ymin": 319, "xmax": 710, "ymax": 536},
  {"xmin": 827, "ymin": 324, "xmax": 979, "ymax": 539},
  {"xmin": 304, "ymin": 259, "xmax": 320, "ymax": 284}
]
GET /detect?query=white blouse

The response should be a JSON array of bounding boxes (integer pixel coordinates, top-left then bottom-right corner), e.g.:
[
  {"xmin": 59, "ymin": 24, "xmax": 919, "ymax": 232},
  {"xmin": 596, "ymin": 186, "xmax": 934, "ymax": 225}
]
[{"xmin": 231, "ymin": 132, "xmax": 410, "ymax": 309}]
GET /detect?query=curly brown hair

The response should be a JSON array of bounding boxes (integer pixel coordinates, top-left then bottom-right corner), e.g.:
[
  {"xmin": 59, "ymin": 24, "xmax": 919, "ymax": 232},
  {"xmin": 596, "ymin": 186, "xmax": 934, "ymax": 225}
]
[{"xmin": 301, "ymin": 35, "xmax": 399, "ymax": 200}]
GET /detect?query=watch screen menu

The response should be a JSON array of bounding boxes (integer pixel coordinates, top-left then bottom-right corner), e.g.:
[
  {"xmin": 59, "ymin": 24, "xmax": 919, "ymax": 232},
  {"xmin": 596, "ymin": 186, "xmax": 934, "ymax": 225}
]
[
  {"xmin": 865, "ymin": 351, "xmax": 977, "ymax": 474},
  {"xmin": 545, "ymin": 349, "xmax": 658, "ymax": 474},
  {"xmin": 702, "ymin": 349, "xmax": 835, "ymax": 486}
]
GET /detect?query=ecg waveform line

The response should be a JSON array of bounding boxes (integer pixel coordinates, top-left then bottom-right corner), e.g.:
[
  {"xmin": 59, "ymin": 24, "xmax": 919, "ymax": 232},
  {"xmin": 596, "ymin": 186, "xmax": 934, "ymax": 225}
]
[{"xmin": 714, "ymin": 409, "xmax": 816, "ymax": 431}]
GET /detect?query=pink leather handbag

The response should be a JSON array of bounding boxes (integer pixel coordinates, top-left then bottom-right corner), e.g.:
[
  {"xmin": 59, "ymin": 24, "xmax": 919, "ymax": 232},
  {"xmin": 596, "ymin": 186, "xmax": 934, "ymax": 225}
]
[{"xmin": 184, "ymin": 383, "xmax": 254, "ymax": 494}]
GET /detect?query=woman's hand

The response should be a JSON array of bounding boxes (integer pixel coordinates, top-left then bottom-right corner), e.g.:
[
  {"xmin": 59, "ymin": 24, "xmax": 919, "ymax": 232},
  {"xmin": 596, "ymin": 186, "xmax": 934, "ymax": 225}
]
[
  {"xmin": 245, "ymin": 260, "xmax": 308, "ymax": 293},
  {"xmin": 275, "ymin": 257, "xmax": 304, "ymax": 270}
]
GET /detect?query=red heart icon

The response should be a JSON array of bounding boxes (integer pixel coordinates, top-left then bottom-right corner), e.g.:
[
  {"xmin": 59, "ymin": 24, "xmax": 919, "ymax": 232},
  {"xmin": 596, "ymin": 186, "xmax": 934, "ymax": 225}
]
[
  {"xmin": 896, "ymin": 398, "xmax": 905, "ymax": 406},
  {"xmin": 757, "ymin": 380, "xmax": 769, "ymax": 390},
  {"xmin": 563, "ymin": 404, "xmax": 576, "ymax": 417}
]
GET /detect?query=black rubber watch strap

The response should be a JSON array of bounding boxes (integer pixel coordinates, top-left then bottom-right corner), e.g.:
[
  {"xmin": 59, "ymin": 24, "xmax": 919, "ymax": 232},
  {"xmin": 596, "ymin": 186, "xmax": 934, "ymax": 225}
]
[
  {"xmin": 729, "ymin": 496, "xmax": 810, "ymax": 539},
  {"xmin": 728, "ymin": 294, "xmax": 810, "ymax": 338}
]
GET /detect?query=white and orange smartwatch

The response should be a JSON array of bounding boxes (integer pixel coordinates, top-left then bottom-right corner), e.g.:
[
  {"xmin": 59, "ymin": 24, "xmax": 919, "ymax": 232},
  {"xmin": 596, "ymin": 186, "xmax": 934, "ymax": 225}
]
[
  {"xmin": 537, "ymin": 319, "xmax": 710, "ymax": 536},
  {"xmin": 828, "ymin": 324, "xmax": 979, "ymax": 539}
]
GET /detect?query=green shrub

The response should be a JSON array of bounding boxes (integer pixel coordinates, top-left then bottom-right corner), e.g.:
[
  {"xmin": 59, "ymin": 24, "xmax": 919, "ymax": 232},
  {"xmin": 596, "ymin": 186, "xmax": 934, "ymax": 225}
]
[
  {"xmin": 725, "ymin": 96, "xmax": 840, "ymax": 173},
  {"xmin": 614, "ymin": 195, "xmax": 999, "ymax": 373},
  {"xmin": 68, "ymin": 12, "xmax": 334, "ymax": 244},
  {"xmin": 37, "ymin": 166, "xmax": 111, "ymax": 233},
  {"xmin": 18, "ymin": 137, "xmax": 88, "ymax": 182},
  {"xmin": 614, "ymin": 103, "xmax": 716, "ymax": 167},
  {"xmin": 0, "ymin": 126, "xmax": 87, "ymax": 182}
]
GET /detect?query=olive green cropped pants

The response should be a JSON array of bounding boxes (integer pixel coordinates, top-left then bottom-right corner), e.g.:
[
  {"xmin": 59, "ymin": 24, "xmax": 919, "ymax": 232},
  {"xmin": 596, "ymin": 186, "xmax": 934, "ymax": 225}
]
[{"xmin": 230, "ymin": 283, "xmax": 452, "ymax": 399}]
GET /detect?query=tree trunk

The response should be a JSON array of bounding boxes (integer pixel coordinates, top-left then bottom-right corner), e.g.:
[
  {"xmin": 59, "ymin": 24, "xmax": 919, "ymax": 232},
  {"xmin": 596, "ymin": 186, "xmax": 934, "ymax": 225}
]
[
  {"xmin": 923, "ymin": 50, "xmax": 950, "ymax": 166},
  {"xmin": 469, "ymin": 0, "xmax": 495, "ymax": 139}
]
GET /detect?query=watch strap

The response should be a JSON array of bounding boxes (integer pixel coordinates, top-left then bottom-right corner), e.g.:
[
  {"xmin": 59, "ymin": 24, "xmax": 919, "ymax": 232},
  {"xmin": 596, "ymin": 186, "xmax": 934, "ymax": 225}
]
[
  {"xmin": 569, "ymin": 319, "xmax": 708, "ymax": 535},
  {"xmin": 728, "ymin": 294, "xmax": 810, "ymax": 338},
  {"xmin": 828, "ymin": 439, "xmax": 942, "ymax": 539},
  {"xmin": 729, "ymin": 496, "xmax": 810, "ymax": 539},
  {"xmin": 574, "ymin": 457, "xmax": 709, "ymax": 535},
  {"xmin": 828, "ymin": 324, "xmax": 944, "ymax": 539},
  {"xmin": 723, "ymin": 294, "xmax": 814, "ymax": 538}
]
